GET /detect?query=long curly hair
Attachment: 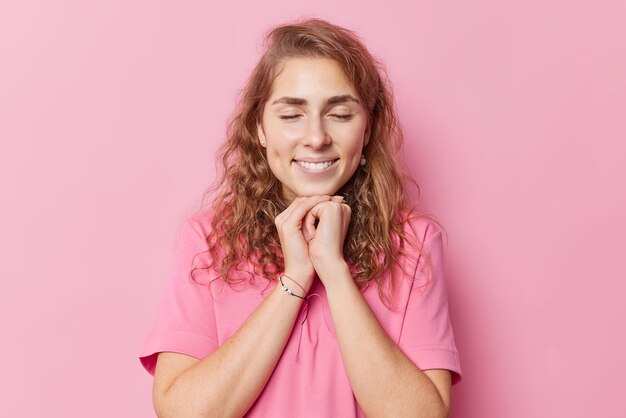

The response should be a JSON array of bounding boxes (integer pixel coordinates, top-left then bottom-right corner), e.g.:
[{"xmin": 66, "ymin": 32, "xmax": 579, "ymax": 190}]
[{"xmin": 195, "ymin": 18, "xmax": 441, "ymax": 308}]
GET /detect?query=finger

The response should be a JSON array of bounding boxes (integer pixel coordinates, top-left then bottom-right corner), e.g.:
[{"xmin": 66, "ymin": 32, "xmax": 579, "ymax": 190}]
[
  {"xmin": 341, "ymin": 202, "xmax": 351, "ymax": 216},
  {"xmin": 285, "ymin": 195, "xmax": 331, "ymax": 227},
  {"xmin": 277, "ymin": 195, "xmax": 318, "ymax": 224},
  {"xmin": 331, "ymin": 195, "xmax": 344, "ymax": 203},
  {"xmin": 341, "ymin": 203, "xmax": 352, "ymax": 230},
  {"xmin": 303, "ymin": 196, "xmax": 334, "ymax": 238},
  {"xmin": 303, "ymin": 209, "xmax": 317, "ymax": 241},
  {"xmin": 275, "ymin": 196, "xmax": 302, "ymax": 224},
  {"xmin": 307, "ymin": 199, "xmax": 333, "ymax": 220}
]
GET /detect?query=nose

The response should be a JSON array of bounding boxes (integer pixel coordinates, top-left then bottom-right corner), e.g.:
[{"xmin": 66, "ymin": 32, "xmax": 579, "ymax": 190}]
[{"xmin": 302, "ymin": 117, "xmax": 331, "ymax": 149}]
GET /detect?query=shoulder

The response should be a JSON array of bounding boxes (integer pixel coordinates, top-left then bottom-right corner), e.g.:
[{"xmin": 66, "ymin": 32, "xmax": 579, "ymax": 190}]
[
  {"xmin": 175, "ymin": 210, "xmax": 219, "ymax": 280},
  {"xmin": 398, "ymin": 209, "xmax": 444, "ymax": 246},
  {"xmin": 181, "ymin": 209, "xmax": 216, "ymax": 239},
  {"xmin": 395, "ymin": 210, "xmax": 448, "ymax": 291}
]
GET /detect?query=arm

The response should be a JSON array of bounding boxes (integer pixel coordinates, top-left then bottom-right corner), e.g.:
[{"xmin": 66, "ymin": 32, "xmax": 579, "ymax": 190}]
[
  {"xmin": 323, "ymin": 263, "xmax": 451, "ymax": 418},
  {"xmin": 306, "ymin": 201, "xmax": 451, "ymax": 418},
  {"xmin": 154, "ymin": 282, "xmax": 306, "ymax": 418},
  {"xmin": 153, "ymin": 195, "xmax": 334, "ymax": 418}
]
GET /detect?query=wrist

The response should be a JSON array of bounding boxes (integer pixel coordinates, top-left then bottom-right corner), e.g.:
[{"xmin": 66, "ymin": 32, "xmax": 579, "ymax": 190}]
[
  {"xmin": 281, "ymin": 270, "xmax": 313, "ymax": 294},
  {"xmin": 315, "ymin": 260, "xmax": 352, "ymax": 287}
]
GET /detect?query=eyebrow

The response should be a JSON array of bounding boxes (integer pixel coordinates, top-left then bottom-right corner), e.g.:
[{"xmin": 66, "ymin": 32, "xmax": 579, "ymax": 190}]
[{"xmin": 271, "ymin": 94, "xmax": 360, "ymax": 106}]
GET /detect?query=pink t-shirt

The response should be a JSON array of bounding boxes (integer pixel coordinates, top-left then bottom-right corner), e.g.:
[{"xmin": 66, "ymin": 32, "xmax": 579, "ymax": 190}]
[{"xmin": 138, "ymin": 211, "xmax": 462, "ymax": 416}]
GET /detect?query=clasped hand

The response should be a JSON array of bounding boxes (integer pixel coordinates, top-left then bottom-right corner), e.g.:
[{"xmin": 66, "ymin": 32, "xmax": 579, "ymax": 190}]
[{"xmin": 274, "ymin": 195, "xmax": 351, "ymax": 291}]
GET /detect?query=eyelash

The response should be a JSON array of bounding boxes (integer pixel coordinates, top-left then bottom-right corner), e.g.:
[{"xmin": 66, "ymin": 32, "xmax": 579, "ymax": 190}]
[{"xmin": 279, "ymin": 114, "xmax": 353, "ymax": 120}]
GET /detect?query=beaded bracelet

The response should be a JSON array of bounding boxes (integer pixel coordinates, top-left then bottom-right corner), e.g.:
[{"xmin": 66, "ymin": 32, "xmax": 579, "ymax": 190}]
[{"xmin": 279, "ymin": 274, "xmax": 310, "ymax": 325}]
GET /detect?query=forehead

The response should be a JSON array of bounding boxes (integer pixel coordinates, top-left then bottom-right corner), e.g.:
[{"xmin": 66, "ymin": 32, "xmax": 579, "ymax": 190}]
[{"xmin": 269, "ymin": 57, "xmax": 357, "ymax": 98}]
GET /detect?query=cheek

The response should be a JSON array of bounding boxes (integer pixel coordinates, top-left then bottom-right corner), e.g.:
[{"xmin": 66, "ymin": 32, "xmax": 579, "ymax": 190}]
[
  {"xmin": 265, "ymin": 116, "xmax": 301, "ymax": 138},
  {"xmin": 265, "ymin": 125, "xmax": 301, "ymax": 151},
  {"xmin": 336, "ymin": 119, "xmax": 367, "ymax": 144},
  {"xmin": 341, "ymin": 128, "xmax": 366, "ymax": 154},
  {"xmin": 265, "ymin": 143, "xmax": 293, "ymax": 173},
  {"xmin": 266, "ymin": 140, "xmax": 290, "ymax": 159}
]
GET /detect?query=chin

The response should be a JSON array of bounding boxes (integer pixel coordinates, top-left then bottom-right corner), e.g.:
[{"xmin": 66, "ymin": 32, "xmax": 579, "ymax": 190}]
[{"xmin": 294, "ymin": 185, "xmax": 339, "ymax": 197}]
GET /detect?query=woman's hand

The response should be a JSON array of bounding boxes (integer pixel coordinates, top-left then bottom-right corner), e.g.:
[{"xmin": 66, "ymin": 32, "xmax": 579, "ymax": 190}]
[
  {"xmin": 305, "ymin": 196, "xmax": 352, "ymax": 283},
  {"xmin": 274, "ymin": 195, "xmax": 332, "ymax": 292}
]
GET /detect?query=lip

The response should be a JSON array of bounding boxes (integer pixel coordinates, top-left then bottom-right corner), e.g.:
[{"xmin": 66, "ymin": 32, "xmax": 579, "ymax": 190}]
[
  {"xmin": 293, "ymin": 157, "xmax": 339, "ymax": 163},
  {"xmin": 292, "ymin": 158, "xmax": 339, "ymax": 174}
]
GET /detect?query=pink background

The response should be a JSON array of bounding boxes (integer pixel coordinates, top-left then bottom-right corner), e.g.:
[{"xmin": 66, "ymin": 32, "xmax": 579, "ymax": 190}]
[{"xmin": 1, "ymin": 1, "xmax": 624, "ymax": 417}]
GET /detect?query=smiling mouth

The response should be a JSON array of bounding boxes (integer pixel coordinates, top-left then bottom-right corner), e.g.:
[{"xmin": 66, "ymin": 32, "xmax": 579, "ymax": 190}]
[{"xmin": 293, "ymin": 159, "xmax": 339, "ymax": 170}]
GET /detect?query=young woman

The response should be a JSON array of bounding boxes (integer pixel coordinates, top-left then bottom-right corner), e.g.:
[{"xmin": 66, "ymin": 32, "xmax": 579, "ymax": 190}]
[{"xmin": 139, "ymin": 18, "xmax": 462, "ymax": 417}]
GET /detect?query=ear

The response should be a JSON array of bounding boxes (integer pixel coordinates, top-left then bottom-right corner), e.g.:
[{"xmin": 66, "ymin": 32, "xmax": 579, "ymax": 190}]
[
  {"xmin": 257, "ymin": 121, "xmax": 267, "ymax": 148},
  {"xmin": 364, "ymin": 123, "xmax": 371, "ymax": 147}
]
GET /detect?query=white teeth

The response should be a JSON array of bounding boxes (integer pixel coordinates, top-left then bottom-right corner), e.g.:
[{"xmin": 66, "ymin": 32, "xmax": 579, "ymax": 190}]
[{"xmin": 296, "ymin": 160, "xmax": 335, "ymax": 170}]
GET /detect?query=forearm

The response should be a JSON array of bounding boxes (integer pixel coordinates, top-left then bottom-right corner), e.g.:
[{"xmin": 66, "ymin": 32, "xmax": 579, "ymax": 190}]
[
  {"xmin": 159, "ymin": 283, "xmax": 304, "ymax": 418},
  {"xmin": 323, "ymin": 264, "xmax": 447, "ymax": 418}
]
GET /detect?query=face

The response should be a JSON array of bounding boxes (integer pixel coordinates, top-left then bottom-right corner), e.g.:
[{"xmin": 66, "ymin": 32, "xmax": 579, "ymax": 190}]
[{"xmin": 257, "ymin": 57, "xmax": 370, "ymax": 202}]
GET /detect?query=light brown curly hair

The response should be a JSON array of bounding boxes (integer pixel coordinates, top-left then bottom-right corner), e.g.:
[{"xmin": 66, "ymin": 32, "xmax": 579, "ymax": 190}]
[{"xmin": 194, "ymin": 17, "xmax": 442, "ymax": 308}]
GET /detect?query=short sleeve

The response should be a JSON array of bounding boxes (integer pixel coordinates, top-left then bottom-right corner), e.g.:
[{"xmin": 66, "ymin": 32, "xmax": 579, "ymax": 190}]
[
  {"xmin": 398, "ymin": 226, "xmax": 463, "ymax": 385},
  {"xmin": 138, "ymin": 216, "xmax": 219, "ymax": 376}
]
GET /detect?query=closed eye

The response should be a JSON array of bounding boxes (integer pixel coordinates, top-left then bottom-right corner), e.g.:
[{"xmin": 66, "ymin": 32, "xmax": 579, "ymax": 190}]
[{"xmin": 278, "ymin": 114, "xmax": 353, "ymax": 120}]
